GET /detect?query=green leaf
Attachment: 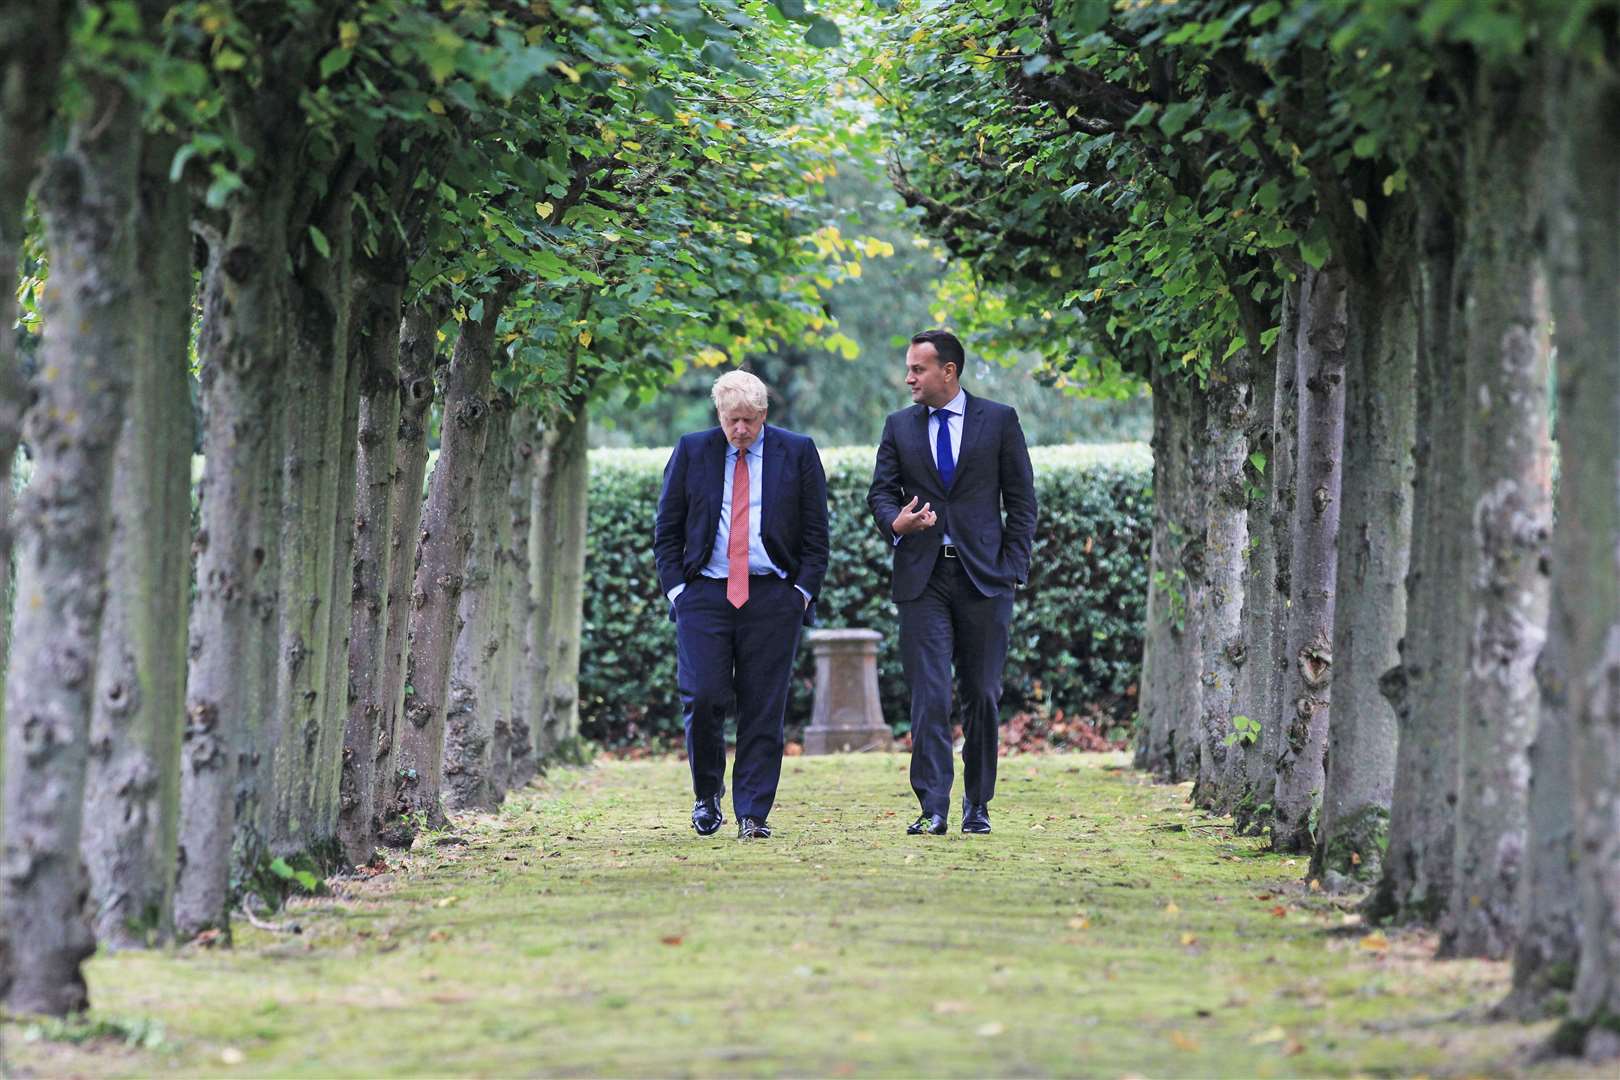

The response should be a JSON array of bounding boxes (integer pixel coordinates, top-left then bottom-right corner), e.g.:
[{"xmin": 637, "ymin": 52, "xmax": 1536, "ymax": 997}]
[
  {"xmin": 1352, "ymin": 133, "xmax": 1379, "ymax": 158},
  {"xmin": 1249, "ymin": 452, "xmax": 1267, "ymax": 473},
  {"xmin": 319, "ymin": 47, "xmax": 352, "ymax": 80},
  {"xmin": 775, "ymin": 0, "xmax": 806, "ymax": 18},
  {"xmin": 308, "ymin": 225, "xmax": 332, "ymax": 259},
  {"xmin": 1157, "ymin": 100, "xmax": 1201, "ymax": 139},
  {"xmin": 1250, "ymin": 0, "xmax": 1283, "ymax": 25},
  {"xmin": 268, "ymin": 858, "xmax": 295, "ymax": 881},
  {"xmin": 294, "ymin": 870, "xmax": 319, "ymax": 892},
  {"xmin": 1300, "ymin": 217, "xmax": 1333, "ymax": 270},
  {"xmin": 804, "ymin": 17, "xmax": 840, "ymax": 48}
]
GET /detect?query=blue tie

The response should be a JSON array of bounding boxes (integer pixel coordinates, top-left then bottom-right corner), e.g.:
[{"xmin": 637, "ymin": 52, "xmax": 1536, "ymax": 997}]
[{"xmin": 934, "ymin": 409, "xmax": 955, "ymax": 489}]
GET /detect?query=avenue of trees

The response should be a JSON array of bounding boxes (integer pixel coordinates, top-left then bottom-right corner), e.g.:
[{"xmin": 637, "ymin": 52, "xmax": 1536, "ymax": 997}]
[
  {"xmin": 0, "ymin": 0, "xmax": 880, "ymax": 1018},
  {"xmin": 876, "ymin": 0, "xmax": 1620, "ymax": 1058}
]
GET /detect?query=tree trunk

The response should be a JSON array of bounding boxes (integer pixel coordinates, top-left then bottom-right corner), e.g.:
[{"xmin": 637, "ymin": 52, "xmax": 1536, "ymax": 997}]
[
  {"xmin": 267, "ymin": 196, "xmax": 355, "ymax": 859},
  {"xmin": 0, "ymin": 1, "xmax": 71, "ymax": 725},
  {"xmin": 444, "ymin": 394, "xmax": 513, "ymax": 811},
  {"xmin": 1543, "ymin": 47, "xmax": 1620, "ymax": 1064},
  {"xmin": 1195, "ymin": 355, "xmax": 1251, "ymax": 809},
  {"xmin": 1442, "ymin": 65, "xmax": 1554, "ymax": 961},
  {"xmin": 1136, "ymin": 381, "xmax": 1177, "ymax": 775},
  {"xmin": 1238, "ymin": 278, "xmax": 1300, "ymax": 834},
  {"xmin": 395, "ymin": 296, "xmax": 506, "ymax": 830},
  {"xmin": 336, "ymin": 272, "xmax": 405, "ymax": 866},
  {"xmin": 505, "ymin": 408, "xmax": 538, "ymax": 788},
  {"xmin": 1271, "ymin": 261, "xmax": 1346, "ymax": 854},
  {"xmin": 1, "ymin": 80, "xmax": 137, "ymax": 1015},
  {"xmin": 314, "ymin": 273, "xmax": 364, "ymax": 846},
  {"xmin": 1172, "ymin": 383, "xmax": 1211, "ymax": 780},
  {"xmin": 374, "ymin": 300, "xmax": 440, "ymax": 848},
  {"xmin": 82, "ymin": 138, "xmax": 192, "ymax": 949},
  {"xmin": 1368, "ymin": 200, "xmax": 1465, "ymax": 926},
  {"xmin": 176, "ymin": 191, "xmax": 295, "ymax": 940},
  {"xmin": 1313, "ymin": 212, "xmax": 1418, "ymax": 886},
  {"xmin": 530, "ymin": 404, "xmax": 591, "ymax": 757}
]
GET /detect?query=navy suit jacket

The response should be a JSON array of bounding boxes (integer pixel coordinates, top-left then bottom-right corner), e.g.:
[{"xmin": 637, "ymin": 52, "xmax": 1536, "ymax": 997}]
[
  {"xmin": 654, "ymin": 425, "xmax": 830, "ymax": 626},
  {"xmin": 866, "ymin": 392, "xmax": 1038, "ymax": 602}
]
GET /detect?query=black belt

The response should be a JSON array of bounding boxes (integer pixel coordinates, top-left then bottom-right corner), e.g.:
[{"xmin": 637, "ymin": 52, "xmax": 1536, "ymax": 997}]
[{"xmin": 941, "ymin": 544, "xmax": 959, "ymax": 559}]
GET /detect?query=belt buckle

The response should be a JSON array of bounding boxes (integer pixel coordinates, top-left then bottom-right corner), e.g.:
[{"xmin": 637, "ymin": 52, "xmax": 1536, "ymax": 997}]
[{"xmin": 941, "ymin": 544, "xmax": 959, "ymax": 559}]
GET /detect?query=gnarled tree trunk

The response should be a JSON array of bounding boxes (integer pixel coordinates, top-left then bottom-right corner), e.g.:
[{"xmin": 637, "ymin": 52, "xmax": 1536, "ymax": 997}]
[
  {"xmin": 83, "ymin": 138, "xmax": 192, "ymax": 949},
  {"xmin": 1, "ymin": 80, "xmax": 137, "ymax": 1014},
  {"xmin": 444, "ymin": 393, "xmax": 513, "ymax": 811},
  {"xmin": 176, "ymin": 190, "xmax": 296, "ymax": 940},
  {"xmin": 1542, "ymin": 45, "xmax": 1620, "ymax": 1063},
  {"xmin": 1195, "ymin": 355, "xmax": 1250, "ymax": 810},
  {"xmin": 530, "ymin": 403, "xmax": 591, "ymax": 757},
  {"xmin": 505, "ymin": 408, "xmax": 538, "ymax": 788},
  {"xmin": 337, "ymin": 270, "xmax": 405, "ymax": 866},
  {"xmin": 0, "ymin": 1, "xmax": 71, "ymax": 733},
  {"xmin": 1313, "ymin": 211, "xmax": 1418, "ymax": 887},
  {"xmin": 394, "ymin": 294, "xmax": 507, "ymax": 830},
  {"xmin": 1271, "ymin": 261, "xmax": 1345, "ymax": 854},
  {"xmin": 1443, "ymin": 63, "xmax": 1554, "ymax": 960},
  {"xmin": 268, "ymin": 194, "xmax": 356, "ymax": 859},
  {"xmin": 1369, "ymin": 200, "xmax": 1465, "ymax": 926},
  {"xmin": 374, "ymin": 300, "xmax": 440, "ymax": 848}
]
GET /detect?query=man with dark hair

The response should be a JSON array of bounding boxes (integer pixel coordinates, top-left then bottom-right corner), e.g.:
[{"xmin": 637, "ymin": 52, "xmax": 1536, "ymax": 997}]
[{"xmin": 866, "ymin": 330, "xmax": 1038, "ymax": 835}]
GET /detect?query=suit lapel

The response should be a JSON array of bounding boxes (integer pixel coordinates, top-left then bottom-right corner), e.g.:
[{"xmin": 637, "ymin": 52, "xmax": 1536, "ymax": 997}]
[
  {"xmin": 911, "ymin": 404, "xmax": 943, "ymax": 490},
  {"xmin": 949, "ymin": 392, "xmax": 985, "ymax": 491},
  {"xmin": 760, "ymin": 425, "xmax": 779, "ymax": 535},
  {"xmin": 704, "ymin": 428, "xmax": 726, "ymax": 540}
]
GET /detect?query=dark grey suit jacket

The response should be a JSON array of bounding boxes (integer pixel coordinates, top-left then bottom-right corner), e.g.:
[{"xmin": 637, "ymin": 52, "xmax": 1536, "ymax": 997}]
[{"xmin": 866, "ymin": 392, "xmax": 1037, "ymax": 602}]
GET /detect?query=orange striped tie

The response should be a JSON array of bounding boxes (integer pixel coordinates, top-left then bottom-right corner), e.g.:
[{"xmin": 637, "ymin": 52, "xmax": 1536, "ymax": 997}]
[{"xmin": 726, "ymin": 451, "xmax": 750, "ymax": 608}]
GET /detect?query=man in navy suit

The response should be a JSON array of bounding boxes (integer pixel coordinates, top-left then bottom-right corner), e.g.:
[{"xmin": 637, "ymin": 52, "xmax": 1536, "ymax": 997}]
[
  {"xmin": 655, "ymin": 371, "xmax": 829, "ymax": 839},
  {"xmin": 867, "ymin": 330, "xmax": 1037, "ymax": 835}
]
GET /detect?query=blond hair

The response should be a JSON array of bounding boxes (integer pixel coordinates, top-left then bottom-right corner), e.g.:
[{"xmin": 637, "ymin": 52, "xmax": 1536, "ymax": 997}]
[{"xmin": 711, "ymin": 369, "xmax": 768, "ymax": 413}]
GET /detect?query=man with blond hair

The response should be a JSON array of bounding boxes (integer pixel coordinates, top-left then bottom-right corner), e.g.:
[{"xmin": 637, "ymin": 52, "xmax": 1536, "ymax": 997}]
[{"xmin": 654, "ymin": 370, "xmax": 829, "ymax": 839}]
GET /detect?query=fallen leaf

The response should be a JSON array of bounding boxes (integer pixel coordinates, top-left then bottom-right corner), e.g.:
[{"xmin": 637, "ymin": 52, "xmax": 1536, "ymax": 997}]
[
  {"xmin": 933, "ymin": 1000, "xmax": 970, "ymax": 1014},
  {"xmin": 1308, "ymin": 878, "xmax": 1322, "ymax": 892},
  {"xmin": 1270, "ymin": 905, "xmax": 1288, "ymax": 918},
  {"xmin": 427, "ymin": 929, "xmax": 450, "ymax": 943},
  {"xmin": 661, "ymin": 935, "xmax": 684, "ymax": 946},
  {"xmin": 1249, "ymin": 1026, "xmax": 1287, "ymax": 1045},
  {"xmin": 1283, "ymin": 1039, "xmax": 1307, "ymax": 1056},
  {"xmin": 1164, "ymin": 902, "xmax": 1181, "ymax": 915},
  {"xmin": 1068, "ymin": 916, "xmax": 1091, "ymax": 930},
  {"xmin": 852, "ymin": 1031, "xmax": 875, "ymax": 1043},
  {"xmin": 436, "ymin": 895, "xmax": 459, "ymax": 908},
  {"xmin": 1169, "ymin": 1031, "xmax": 1199, "ymax": 1052},
  {"xmin": 1180, "ymin": 932, "xmax": 1199, "ymax": 946},
  {"xmin": 1359, "ymin": 931, "xmax": 1391, "ymax": 953},
  {"xmin": 220, "ymin": 1047, "xmax": 245, "ymax": 1066},
  {"xmin": 976, "ymin": 1021, "xmax": 1005, "ymax": 1037}
]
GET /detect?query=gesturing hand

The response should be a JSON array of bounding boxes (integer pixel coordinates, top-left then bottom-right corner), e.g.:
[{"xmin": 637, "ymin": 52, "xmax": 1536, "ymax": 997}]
[{"xmin": 892, "ymin": 495, "xmax": 938, "ymax": 536}]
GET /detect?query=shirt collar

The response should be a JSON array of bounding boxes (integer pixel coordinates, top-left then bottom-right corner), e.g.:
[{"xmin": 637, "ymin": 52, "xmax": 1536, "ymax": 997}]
[
  {"xmin": 931, "ymin": 388, "xmax": 966, "ymax": 418},
  {"xmin": 726, "ymin": 428, "xmax": 766, "ymax": 461}
]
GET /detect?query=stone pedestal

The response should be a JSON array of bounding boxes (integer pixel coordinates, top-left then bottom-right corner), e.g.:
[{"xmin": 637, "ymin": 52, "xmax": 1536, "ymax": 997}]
[{"xmin": 802, "ymin": 628, "xmax": 893, "ymax": 754}]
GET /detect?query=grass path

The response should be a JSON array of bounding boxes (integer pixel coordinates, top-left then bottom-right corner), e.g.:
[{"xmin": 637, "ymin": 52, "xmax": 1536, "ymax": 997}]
[{"xmin": 1, "ymin": 753, "xmax": 1593, "ymax": 1077}]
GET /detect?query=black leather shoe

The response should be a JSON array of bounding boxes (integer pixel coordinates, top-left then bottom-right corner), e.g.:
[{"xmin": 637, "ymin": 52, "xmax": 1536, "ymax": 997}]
[
  {"xmin": 961, "ymin": 801, "xmax": 991, "ymax": 834},
  {"xmin": 692, "ymin": 795, "xmax": 724, "ymax": 836},
  {"xmin": 737, "ymin": 816, "xmax": 772, "ymax": 839},
  {"xmin": 907, "ymin": 813, "xmax": 947, "ymax": 835}
]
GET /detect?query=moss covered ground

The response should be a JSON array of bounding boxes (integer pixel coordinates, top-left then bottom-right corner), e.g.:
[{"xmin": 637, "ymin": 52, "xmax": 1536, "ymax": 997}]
[{"xmin": 1, "ymin": 753, "xmax": 1600, "ymax": 1077}]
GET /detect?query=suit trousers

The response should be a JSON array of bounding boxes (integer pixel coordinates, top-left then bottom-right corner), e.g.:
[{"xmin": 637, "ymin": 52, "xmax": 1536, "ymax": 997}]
[
  {"xmin": 675, "ymin": 574, "xmax": 804, "ymax": 821},
  {"xmin": 898, "ymin": 554, "xmax": 1013, "ymax": 819}
]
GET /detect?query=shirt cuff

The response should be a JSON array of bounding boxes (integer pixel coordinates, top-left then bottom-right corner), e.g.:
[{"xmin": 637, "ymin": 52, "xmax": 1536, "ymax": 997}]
[
  {"xmin": 666, "ymin": 583, "xmax": 685, "ymax": 602},
  {"xmin": 794, "ymin": 585, "xmax": 811, "ymax": 605}
]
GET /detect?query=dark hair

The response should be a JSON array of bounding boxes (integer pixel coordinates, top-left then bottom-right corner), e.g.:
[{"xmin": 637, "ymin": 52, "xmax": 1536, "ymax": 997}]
[{"xmin": 910, "ymin": 329, "xmax": 964, "ymax": 378}]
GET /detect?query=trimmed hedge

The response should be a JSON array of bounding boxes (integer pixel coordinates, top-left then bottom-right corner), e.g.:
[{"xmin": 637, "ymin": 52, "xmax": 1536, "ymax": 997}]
[{"xmin": 580, "ymin": 442, "xmax": 1153, "ymax": 748}]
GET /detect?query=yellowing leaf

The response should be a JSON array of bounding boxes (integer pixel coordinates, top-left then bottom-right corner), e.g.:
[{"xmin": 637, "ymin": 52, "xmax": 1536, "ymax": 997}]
[
  {"xmin": 1352, "ymin": 198, "xmax": 1368, "ymax": 221},
  {"xmin": 338, "ymin": 21, "xmax": 359, "ymax": 49},
  {"xmin": 735, "ymin": 231, "xmax": 754, "ymax": 245},
  {"xmin": 1067, "ymin": 916, "xmax": 1090, "ymax": 930},
  {"xmin": 536, "ymin": 202, "xmax": 554, "ymax": 220},
  {"xmin": 1180, "ymin": 932, "xmax": 1199, "ymax": 946},
  {"xmin": 1249, "ymin": 1026, "xmax": 1288, "ymax": 1045},
  {"xmin": 214, "ymin": 47, "xmax": 246, "ymax": 71},
  {"xmin": 1163, "ymin": 902, "xmax": 1180, "ymax": 915},
  {"xmin": 577, "ymin": 331, "xmax": 592, "ymax": 348},
  {"xmin": 846, "ymin": 261, "xmax": 862, "ymax": 278},
  {"xmin": 1169, "ymin": 1031, "xmax": 1200, "ymax": 1052},
  {"xmin": 1360, "ymin": 931, "xmax": 1391, "ymax": 953},
  {"xmin": 555, "ymin": 61, "xmax": 581, "ymax": 83},
  {"xmin": 426, "ymin": 98, "xmax": 446, "ymax": 115},
  {"xmin": 621, "ymin": 140, "xmax": 642, "ymax": 151},
  {"xmin": 601, "ymin": 231, "xmax": 620, "ymax": 243}
]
